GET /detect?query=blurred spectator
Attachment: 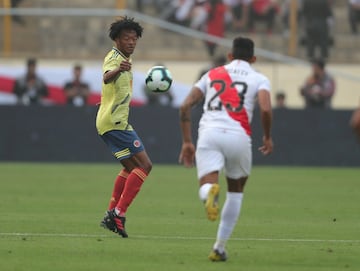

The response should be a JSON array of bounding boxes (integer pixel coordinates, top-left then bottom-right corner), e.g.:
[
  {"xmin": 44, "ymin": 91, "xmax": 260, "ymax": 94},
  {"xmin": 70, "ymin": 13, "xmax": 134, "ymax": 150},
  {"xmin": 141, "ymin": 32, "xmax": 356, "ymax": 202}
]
[
  {"xmin": 161, "ymin": 0, "xmax": 223, "ymax": 33},
  {"xmin": 348, "ymin": 0, "xmax": 360, "ymax": 35},
  {"xmin": 135, "ymin": 0, "xmax": 172, "ymax": 14},
  {"xmin": 63, "ymin": 64, "xmax": 90, "ymax": 106},
  {"xmin": 13, "ymin": 58, "xmax": 48, "ymax": 105},
  {"xmin": 247, "ymin": 0, "xmax": 280, "ymax": 34},
  {"xmin": 189, "ymin": 1, "xmax": 208, "ymax": 29},
  {"xmin": 203, "ymin": 0, "xmax": 228, "ymax": 57},
  {"xmin": 223, "ymin": 0, "xmax": 252, "ymax": 31},
  {"xmin": 135, "ymin": 0, "xmax": 144, "ymax": 12},
  {"xmin": 160, "ymin": 0, "xmax": 195, "ymax": 26},
  {"xmin": 350, "ymin": 101, "xmax": 360, "ymax": 140},
  {"xmin": 275, "ymin": 91, "xmax": 287, "ymax": 108},
  {"xmin": 161, "ymin": 0, "xmax": 226, "ymax": 57},
  {"xmin": 175, "ymin": 0, "xmax": 196, "ymax": 24},
  {"xmin": 301, "ymin": 0, "xmax": 334, "ymax": 60},
  {"xmin": 281, "ymin": 0, "xmax": 302, "ymax": 36},
  {"xmin": 300, "ymin": 59, "xmax": 335, "ymax": 109}
]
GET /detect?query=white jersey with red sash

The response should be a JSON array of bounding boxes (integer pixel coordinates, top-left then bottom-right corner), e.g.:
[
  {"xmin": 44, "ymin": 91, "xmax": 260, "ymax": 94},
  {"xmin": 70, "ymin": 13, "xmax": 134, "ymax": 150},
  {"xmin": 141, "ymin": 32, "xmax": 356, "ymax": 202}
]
[{"xmin": 195, "ymin": 60, "xmax": 271, "ymax": 136}]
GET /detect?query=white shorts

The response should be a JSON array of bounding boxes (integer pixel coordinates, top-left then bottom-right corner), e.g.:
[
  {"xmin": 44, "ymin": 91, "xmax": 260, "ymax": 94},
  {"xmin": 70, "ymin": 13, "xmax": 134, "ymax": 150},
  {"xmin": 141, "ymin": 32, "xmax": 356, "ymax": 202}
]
[{"xmin": 195, "ymin": 127, "xmax": 252, "ymax": 179}]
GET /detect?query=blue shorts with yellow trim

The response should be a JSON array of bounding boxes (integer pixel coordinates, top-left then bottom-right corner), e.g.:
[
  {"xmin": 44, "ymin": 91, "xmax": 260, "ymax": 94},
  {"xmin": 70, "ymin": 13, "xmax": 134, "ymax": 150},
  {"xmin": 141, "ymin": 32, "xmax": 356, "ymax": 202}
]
[{"xmin": 100, "ymin": 130, "xmax": 145, "ymax": 160}]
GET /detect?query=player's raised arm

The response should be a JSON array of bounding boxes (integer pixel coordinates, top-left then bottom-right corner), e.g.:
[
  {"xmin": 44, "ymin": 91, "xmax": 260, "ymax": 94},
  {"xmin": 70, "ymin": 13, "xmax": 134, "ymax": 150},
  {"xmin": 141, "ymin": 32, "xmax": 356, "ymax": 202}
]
[
  {"xmin": 103, "ymin": 60, "xmax": 131, "ymax": 84},
  {"xmin": 179, "ymin": 86, "xmax": 204, "ymax": 167},
  {"xmin": 257, "ymin": 89, "xmax": 273, "ymax": 155}
]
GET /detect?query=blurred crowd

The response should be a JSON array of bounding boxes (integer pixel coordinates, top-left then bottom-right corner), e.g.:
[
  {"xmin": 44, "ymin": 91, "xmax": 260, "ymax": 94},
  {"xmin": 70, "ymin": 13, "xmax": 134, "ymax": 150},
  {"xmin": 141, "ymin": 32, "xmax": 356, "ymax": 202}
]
[
  {"xmin": 12, "ymin": 55, "xmax": 337, "ymax": 110},
  {"xmin": 12, "ymin": 58, "xmax": 90, "ymax": 107},
  {"xmin": 12, "ymin": 56, "xmax": 360, "ymax": 141},
  {"xmin": 133, "ymin": 0, "xmax": 360, "ymax": 61},
  {"xmin": 7, "ymin": 0, "xmax": 359, "ymax": 112},
  {"xmin": 10, "ymin": 0, "xmax": 360, "ymax": 62}
]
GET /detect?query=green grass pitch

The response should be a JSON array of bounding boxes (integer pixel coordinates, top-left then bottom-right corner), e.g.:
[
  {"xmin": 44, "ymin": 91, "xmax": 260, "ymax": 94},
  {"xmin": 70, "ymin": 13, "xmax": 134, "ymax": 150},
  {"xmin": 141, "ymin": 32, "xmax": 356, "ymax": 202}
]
[{"xmin": 0, "ymin": 163, "xmax": 359, "ymax": 271}]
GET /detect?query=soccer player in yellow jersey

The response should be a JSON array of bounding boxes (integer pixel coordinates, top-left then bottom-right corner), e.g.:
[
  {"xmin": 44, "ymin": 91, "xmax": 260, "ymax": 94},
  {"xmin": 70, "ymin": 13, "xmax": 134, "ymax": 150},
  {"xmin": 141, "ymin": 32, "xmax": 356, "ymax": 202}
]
[{"xmin": 97, "ymin": 17, "xmax": 152, "ymax": 238}]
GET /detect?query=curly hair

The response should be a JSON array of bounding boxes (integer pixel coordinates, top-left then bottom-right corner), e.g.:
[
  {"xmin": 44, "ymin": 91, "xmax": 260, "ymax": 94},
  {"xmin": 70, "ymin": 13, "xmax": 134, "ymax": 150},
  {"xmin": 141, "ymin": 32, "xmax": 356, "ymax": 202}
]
[{"xmin": 109, "ymin": 16, "xmax": 143, "ymax": 41}]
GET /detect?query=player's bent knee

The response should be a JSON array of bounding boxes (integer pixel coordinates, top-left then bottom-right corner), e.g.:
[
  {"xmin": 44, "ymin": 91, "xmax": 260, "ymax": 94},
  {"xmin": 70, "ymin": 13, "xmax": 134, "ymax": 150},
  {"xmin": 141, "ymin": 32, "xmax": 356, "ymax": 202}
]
[
  {"xmin": 140, "ymin": 161, "xmax": 152, "ymax": 175},
  {"xmin": 145, "ymin": 163, "xmax": 152, "ymax": 174}
]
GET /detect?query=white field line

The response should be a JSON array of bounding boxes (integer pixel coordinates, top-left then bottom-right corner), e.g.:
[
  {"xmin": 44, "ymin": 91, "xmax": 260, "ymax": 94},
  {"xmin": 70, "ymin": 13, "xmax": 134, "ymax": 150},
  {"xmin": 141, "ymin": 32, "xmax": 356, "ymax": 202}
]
[{"xmin": 0, "ymin": 232, "xmax": 359, "ymax": 243}]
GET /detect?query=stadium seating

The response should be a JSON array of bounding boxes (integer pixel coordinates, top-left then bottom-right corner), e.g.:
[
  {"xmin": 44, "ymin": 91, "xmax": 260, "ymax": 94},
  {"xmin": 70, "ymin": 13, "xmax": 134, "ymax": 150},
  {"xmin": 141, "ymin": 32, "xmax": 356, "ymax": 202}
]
[{"xmin": 1, "ymin": 0, "xmax": 359, "ymax": 63}]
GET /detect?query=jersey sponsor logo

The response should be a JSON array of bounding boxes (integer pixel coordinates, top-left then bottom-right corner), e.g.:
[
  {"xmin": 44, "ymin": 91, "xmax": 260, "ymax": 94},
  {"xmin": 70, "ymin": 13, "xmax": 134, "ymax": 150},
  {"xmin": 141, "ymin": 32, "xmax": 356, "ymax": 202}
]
[
  {"xmin": 133, "ymin": 140, "xmax": 141, "ymax": 148},
  {"xmin": 208, "ymin": 66, "xmax": 251, "ymax": 135}
]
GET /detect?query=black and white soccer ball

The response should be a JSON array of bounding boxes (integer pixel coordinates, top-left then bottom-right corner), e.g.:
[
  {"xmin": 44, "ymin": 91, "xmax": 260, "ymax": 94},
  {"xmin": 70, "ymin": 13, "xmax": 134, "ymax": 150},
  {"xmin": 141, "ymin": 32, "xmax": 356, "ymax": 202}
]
[{"xmin": 145, "ymin": 66, "xmax": 173, "ymax": 92}]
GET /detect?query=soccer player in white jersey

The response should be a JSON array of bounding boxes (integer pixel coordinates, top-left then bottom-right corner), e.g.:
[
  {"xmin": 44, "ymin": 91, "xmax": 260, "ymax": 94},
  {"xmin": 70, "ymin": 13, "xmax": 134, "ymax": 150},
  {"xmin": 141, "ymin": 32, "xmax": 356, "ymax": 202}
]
[{"xmin": 179, "ymin": 36, "xmax": 273, "ymax": 261}]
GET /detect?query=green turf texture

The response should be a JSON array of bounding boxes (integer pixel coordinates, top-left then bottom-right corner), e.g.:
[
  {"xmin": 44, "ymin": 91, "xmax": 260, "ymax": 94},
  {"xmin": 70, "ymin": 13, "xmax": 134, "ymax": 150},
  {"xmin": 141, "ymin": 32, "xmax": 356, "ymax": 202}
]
[{"xmin": 0, "ymin": 163, "xmax": 359, "ymax": 271}]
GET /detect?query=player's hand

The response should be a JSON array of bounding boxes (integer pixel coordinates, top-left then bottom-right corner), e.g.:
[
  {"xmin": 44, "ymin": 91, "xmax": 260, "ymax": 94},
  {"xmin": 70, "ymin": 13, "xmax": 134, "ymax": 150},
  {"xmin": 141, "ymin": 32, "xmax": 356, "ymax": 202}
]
[
  {"xmin": 258, "ymin": 136, "xmax": 273, "ymax": 156},
  {"xmin": 179, "ymin": 142, "xmax": 195, "ymax": 168},
  {"xmin": 119, "ymin": 60, "xmax": 131, "ymax": 72}
]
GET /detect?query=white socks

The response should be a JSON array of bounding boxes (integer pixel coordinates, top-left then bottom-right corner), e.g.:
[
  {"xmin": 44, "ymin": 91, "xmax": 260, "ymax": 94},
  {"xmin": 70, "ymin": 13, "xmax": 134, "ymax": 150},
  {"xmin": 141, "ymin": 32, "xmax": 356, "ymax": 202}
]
[
  {"xmin": 199, "ymin": 184, "xmax": 244, "ymax": 253},
  {"xmin": 213, "ymin": 192, "xmax": 243, "ymax": 253},
  {"xmin": 198, "ymin": 183, "xmax": 213, "ymax": 202}
]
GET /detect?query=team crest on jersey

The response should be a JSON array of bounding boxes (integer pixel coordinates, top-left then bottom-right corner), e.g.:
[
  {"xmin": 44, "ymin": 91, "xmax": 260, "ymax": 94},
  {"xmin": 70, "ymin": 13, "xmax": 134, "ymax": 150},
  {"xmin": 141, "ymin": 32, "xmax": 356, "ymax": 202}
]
[{"xmin": 133, "ymin": 140, "xmax": 141, "ymax": 148}]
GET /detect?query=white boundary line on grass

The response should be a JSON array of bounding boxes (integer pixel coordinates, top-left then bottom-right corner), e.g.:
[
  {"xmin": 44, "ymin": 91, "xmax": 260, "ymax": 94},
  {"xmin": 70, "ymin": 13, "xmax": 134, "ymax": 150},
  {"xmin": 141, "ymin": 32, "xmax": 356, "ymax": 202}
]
[{"xmin": 0, "ymin": 232, "xmax": 359, "ymax": 243}]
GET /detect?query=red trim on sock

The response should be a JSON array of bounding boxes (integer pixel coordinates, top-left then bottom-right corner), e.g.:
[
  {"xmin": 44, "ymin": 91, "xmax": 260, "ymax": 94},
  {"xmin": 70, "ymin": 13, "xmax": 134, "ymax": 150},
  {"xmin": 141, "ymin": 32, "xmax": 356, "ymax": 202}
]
[{"xmin": 132, "ymin": 167, "xmax": 148, "ymax": 181}]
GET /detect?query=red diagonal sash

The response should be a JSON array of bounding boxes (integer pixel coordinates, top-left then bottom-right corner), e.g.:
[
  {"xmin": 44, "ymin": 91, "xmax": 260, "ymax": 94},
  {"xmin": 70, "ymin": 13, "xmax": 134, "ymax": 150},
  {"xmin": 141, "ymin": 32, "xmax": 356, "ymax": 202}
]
[{"xmin": 209, "ymin": 66, "xmax": 251, "ymax": 135}]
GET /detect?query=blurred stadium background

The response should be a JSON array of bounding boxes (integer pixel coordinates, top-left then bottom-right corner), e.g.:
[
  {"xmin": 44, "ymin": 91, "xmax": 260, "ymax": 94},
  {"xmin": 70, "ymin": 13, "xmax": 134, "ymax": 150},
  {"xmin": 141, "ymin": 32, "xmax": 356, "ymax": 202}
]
[
  {"xmin": 1, "ymin": 4, "xmax": 359, "ymax": 270},
  {"xmin": 1, "ymin": 0, "xmax": 360, "ymax": 108},
  {"xmin": 0, "ymin": 0, "xmax": 359, "ymax": 165}
]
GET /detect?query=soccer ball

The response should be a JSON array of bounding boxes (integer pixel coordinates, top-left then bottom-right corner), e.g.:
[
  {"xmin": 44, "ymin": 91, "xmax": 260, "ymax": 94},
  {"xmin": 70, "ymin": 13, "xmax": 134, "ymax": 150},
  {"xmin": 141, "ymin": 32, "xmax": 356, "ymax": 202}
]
[{"xmin": 145, "ymin": 66, "xmax": 173, "ymax": 92}]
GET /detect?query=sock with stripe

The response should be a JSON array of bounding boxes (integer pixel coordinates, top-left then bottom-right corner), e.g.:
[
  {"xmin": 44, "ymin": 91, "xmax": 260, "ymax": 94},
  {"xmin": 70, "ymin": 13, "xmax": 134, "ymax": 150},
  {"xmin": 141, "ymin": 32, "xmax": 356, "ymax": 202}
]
[
  {"xmin": 213, "ymin": 192, "xmax": 243, "ymax": 253},
  {"xmin": 108, "ymin": 169, "xmax": 129, "ymax": 210},
  {"xmin": 115, "ymin": 167, "xmax": 148, "ymax": 217}
]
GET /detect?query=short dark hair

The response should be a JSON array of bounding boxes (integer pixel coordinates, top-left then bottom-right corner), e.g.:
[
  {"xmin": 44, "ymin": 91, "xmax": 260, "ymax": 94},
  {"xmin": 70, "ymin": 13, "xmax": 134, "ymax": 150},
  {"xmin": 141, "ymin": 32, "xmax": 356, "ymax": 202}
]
[
  {"xmin": 276, "ymin": 92, "xmax": 285, "ymax": 99},
  {"xmin": 232, "ymin": 37, "xmax": 254, "ymax": 61},
  {"xmin": 74, "ymin": 64, "xmax": 82, "ymax": 70},
  {"xmin": 109, "ymin": 16, "xmax": 143, "ymax": 41},
  {"xmin": 27, "ymin": 58, "xmax": 36, "ymax": 66},
  {"xmin": 312, "ymin": 58, "xmax": 325, "ymax": 70}
]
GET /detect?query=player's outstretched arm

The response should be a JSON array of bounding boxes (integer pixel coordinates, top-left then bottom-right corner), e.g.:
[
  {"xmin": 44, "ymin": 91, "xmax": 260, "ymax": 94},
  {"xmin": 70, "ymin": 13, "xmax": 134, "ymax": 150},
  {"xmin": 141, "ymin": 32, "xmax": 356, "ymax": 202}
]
[
  {"xmin": 257, "ymin": 89, "xmax": 273, "ymax": 155},
  {"xmin": 103, "ymin": 60, "xmax": 131, "ymax": 84},
  {"xmin": 179, "ymin": 87, "xmax": 203, "ymax": 167}
]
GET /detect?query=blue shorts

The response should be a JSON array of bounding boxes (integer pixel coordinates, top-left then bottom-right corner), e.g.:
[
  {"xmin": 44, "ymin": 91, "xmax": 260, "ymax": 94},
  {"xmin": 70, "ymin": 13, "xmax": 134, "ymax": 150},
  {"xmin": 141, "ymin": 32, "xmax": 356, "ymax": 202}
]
[{"xmin": 100, "ymin": 130, "xmax": 145, "ymax": 160}]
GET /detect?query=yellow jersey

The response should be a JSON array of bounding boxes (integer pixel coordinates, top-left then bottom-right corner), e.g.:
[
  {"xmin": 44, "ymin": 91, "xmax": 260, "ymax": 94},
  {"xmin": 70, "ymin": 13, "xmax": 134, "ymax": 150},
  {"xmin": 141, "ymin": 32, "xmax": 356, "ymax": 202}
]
[{"xmin": 96, "ymin": 47, "xmax": 133, "ymax": 135}]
